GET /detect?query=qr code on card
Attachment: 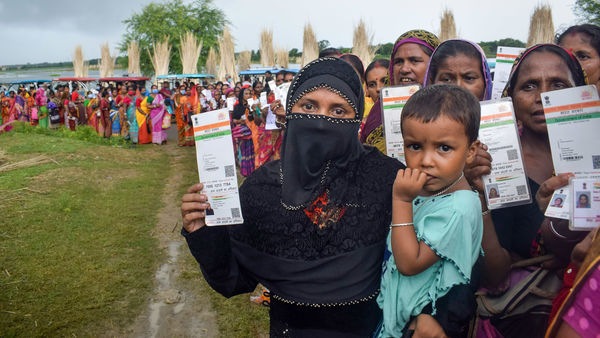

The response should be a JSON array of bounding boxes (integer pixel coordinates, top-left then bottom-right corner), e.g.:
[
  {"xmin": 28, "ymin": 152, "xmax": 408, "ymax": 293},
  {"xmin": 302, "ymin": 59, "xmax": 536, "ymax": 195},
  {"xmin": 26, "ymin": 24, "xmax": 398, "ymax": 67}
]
[
  {"xmin": 507, "ymin": 149, "xmax": 518, "ymax": 161},
  {"xmin": 593, "ymin": 155, "xmax": 600, "ymax": 170},
  {"xmin": 224, "ymin": 165, "xmax": 235, "ymax": 177}
]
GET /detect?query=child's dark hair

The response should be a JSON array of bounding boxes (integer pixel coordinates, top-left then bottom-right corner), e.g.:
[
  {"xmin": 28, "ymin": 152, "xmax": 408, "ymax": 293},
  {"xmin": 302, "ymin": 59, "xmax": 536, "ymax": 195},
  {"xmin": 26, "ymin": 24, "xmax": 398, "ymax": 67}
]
[{"xmin": 401, "ymin": 84, "xmax": 480, "ymax": 143}]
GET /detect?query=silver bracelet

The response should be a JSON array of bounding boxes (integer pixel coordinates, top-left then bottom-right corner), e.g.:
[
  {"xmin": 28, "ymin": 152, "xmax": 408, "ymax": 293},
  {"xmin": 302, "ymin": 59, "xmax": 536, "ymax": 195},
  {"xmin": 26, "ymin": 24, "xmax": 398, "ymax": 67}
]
[
  {"xmin": 549, "ymin": 220, "xmax": 567, "ymax": 239},
  {"xmin": 482, "ymin": 209, "xmax": 491, "ymax": 217},
  {"xmin": 390, "ymin": 222, "xmax": 414, "ymax": 229}
]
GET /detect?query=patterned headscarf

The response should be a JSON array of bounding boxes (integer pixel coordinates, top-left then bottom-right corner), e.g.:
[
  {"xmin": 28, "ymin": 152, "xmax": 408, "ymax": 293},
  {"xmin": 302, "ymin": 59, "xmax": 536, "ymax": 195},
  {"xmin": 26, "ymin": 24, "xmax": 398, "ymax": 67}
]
[
  {"xmin": 360, "ymin": 30, "xmax": 439, "ymax": 143},
  {"xmin": 388, "ymin": 29, "xmax": 440, "ymax": 85},
  {"xmin": 502, "ymin": 44, "xmax": 587, "ymax": 98},
  {"xmin": 281, "ymin": 57, "xmax": 366, "ymax": 209},
  {"xmin": 423, "ymin": 39, "xmax": 494, "ymax": 100}
]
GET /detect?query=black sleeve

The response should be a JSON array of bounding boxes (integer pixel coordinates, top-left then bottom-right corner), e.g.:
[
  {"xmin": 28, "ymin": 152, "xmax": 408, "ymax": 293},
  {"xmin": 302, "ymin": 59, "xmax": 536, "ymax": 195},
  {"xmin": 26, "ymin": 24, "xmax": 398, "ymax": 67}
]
[{"xmin": 181, "ymin": 225, "xmax": 258, "ymax": 297}]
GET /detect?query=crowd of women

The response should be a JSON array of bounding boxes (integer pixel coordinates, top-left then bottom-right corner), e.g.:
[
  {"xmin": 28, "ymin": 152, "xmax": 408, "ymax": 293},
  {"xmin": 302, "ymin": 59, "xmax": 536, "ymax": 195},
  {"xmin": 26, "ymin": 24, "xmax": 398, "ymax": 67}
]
[{"xmin": 181, "ymin": 23, "xmax": 600, "ymax": 338}]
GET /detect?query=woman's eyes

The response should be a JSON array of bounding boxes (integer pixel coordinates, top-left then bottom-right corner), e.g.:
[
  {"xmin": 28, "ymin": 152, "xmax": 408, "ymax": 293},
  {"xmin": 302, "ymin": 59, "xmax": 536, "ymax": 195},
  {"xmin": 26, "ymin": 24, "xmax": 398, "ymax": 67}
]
[
  {"xmin": 301, "ymin": 102, "xmax": 316, "ymax": 111},
  {"xmin": 331, "ymin": 107, "xmax": 347, "ymax": 117},
  {"xmin": 406, "ymin": 144, "xmax": 421, "ymax": 150}
]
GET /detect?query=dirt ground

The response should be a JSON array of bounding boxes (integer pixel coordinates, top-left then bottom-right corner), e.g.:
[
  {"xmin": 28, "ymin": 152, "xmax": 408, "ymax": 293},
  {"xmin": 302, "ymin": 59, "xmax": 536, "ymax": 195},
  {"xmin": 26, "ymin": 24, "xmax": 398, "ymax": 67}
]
[{"xmin": 123, "ymin": 128, "xmax": 219, "ymax": 338}]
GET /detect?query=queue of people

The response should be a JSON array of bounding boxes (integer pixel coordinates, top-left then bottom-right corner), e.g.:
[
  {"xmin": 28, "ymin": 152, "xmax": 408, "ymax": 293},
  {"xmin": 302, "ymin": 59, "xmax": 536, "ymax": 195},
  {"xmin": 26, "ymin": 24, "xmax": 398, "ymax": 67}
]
[{"xmin": 181, "ymin": 23, "xmax": 600, "ymax": 338}]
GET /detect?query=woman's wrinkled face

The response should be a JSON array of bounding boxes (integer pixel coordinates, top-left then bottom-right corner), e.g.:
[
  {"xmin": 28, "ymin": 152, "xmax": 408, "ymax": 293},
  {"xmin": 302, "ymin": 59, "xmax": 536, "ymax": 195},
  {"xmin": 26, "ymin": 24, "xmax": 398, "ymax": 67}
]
[
  {"xmin": 392, "ymin": 43, "xmax": 431, "ymax": 85},
  {"xmin": 559, "ymin": 32, "xmax": 600, "ymax": 90},
  {"xmin": 291, "ymin": 88, "xmax": 356, "ymax": 119},
  {"xmin": 511, "ymin": 51, "xmax": 575, "ymax": 135},
  {"xmin": 433, "ymin": 53, "xmax": 486, "ymax": 100}
]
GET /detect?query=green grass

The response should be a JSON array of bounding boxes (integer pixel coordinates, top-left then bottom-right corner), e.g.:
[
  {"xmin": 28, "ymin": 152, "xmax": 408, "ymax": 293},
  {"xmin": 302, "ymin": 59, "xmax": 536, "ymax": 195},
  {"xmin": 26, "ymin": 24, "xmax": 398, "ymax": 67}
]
[
  {"xmin": 0, "ymin": 127, "xmax": 168, "ymax": 337},
  {"xmin": 0, "ymin": 123, "xmax": 269, "ymax": 337}
]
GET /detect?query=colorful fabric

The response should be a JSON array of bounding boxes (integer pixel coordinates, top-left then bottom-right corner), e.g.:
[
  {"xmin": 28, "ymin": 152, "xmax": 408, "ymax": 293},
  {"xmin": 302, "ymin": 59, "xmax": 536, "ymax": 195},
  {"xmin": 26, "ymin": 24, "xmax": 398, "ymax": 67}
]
[
  {"xmin": 378, "ymin": 190, "xmax": 483, "ymax": 337},
  {"xmin": 126, "ymin": 96, "xmax": 138, "ymax": 143},
  {"xmin": 150, "ymin": 93, "xmax": 167, "ymax": 144},
  {"xmin": 137, "ymin": 97, "xmax": 152, "ymax": 144},
  {"xmin": 174, "ymin": 93, "xmax": 194, "ymax": 146}
]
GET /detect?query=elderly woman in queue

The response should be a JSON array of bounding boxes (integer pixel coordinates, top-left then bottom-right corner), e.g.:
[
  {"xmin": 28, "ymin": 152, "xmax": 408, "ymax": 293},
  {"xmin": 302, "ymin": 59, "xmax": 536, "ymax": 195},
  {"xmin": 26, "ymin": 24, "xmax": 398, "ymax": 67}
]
[
  {"xmin": 360, "ymin": 29, "xmax": 440, "ymax": 153},
  {"xmin": 466, "ymin": 44, "xmax": 588, "ymax": 338},
  {"xmin": 181, "ymin": 57, "xmax": 457, "ymax": 337}
]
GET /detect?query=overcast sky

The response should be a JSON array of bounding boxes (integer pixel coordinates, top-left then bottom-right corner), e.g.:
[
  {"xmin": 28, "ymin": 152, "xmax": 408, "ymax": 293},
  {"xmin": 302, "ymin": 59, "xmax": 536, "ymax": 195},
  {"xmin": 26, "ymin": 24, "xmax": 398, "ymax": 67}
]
[{"xmin": 0, "ymin": 0, "xmax": 580, "ymax": 66}]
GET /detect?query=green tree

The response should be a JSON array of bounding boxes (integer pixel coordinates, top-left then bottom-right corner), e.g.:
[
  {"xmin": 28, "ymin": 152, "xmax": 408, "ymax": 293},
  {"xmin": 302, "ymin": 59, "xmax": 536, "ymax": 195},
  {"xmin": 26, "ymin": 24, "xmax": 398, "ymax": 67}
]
[
  {"xmin": 574, "ymin": 0, "xmax": 600, "ymax": 25},
  {"xmin": 478, "ymin": 38, "xmax": 525, "ymax": 58},
  {"xmin": 120, "ymin": 0, "xmax": 227, "ymax": 75},
  {"xmin": 318, "ymin": 40, "xmax": 331, "ymax": 51}
]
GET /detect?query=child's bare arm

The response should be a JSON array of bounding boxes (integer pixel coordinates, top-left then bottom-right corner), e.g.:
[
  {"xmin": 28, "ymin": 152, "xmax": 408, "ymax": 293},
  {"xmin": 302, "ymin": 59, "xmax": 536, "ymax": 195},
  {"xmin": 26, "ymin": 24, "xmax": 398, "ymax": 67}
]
[{"xmin": 391, "ymin": 168, "xmax": 440, "ymax": 275}]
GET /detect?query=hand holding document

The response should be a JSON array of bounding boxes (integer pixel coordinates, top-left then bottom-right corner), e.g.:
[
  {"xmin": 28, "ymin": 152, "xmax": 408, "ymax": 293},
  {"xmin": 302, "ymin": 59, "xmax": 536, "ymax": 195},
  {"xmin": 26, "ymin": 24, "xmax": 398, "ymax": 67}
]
[
  {"xmin": 478, "ymin": 99, "xmax": 531, "ymax": 209},
  {"xmin": 191, "ymin": 108, "xmax": 244, "ymax": 226},
  {"xmin": 542, "ymin": 84, "xmax": 600, "ymax": 229}
]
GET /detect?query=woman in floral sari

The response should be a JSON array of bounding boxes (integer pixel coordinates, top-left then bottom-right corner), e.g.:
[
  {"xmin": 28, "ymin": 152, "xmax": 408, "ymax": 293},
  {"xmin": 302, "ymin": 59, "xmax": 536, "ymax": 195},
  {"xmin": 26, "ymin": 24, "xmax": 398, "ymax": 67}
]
[{"xmin": 149, "ymin": 85, "xmax": 167, "ymax": 145}]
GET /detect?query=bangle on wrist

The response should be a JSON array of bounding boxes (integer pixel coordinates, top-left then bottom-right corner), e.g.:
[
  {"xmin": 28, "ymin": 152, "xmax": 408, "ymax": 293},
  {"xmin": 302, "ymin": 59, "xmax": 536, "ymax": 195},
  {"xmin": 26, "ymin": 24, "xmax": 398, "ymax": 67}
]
[
  {"xmin": 482, "ymin": 209, "xmax": 491, "ymax": 217},
  {"xmin": 390, "ymin": 222, "xmax": 414, "ymax": 229}
]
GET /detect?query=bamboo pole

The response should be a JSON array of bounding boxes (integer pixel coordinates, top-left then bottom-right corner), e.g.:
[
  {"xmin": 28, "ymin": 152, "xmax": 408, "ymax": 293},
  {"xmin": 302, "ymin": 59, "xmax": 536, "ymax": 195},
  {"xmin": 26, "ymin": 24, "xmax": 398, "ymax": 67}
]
[
  {"xmin": 260, "ymin": 29, "xmax": 275, "ymax": 67},
  {"xmin": 180, "ymin": 31, "xmax": 203, "ymax": 74},
  {"xmin": 127, "ymin": 41, "xmax": 141, "ymax": 76},
  {"xmin": 352, "ymin": 19, "xmax": 377, "ymax": 68},
  {"xmin": 527, "ymin": 4, "xmax": 555, "ymax": 46},
  {"xmin": 439, "ymin": 9, "xmax": 458, "ymax": 42}
]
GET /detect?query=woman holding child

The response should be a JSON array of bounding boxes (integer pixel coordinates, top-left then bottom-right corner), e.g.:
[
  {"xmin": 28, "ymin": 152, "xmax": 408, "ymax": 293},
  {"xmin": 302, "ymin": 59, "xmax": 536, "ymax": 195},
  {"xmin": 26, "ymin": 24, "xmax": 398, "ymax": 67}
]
[{"xmin": 181, "ymin": 57, "xmax": 465, "ymax": 337}]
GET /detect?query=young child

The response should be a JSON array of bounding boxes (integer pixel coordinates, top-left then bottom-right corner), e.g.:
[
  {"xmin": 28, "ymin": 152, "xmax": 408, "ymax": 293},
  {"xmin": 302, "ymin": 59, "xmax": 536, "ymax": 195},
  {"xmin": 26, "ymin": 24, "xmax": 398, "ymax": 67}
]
[{"xmin": 377, "ymin": 84, "xmax": 484, "ymax": 337}]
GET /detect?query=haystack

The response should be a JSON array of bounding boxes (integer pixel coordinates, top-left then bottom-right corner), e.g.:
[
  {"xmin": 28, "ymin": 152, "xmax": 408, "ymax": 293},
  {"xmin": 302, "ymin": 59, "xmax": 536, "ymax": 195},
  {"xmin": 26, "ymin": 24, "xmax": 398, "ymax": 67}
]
[
  {"xmin": 73, "ymin": 45, "xmax": 89, "ymax": 77},
  {"xmin": 99, "ymin": 42, "xmax": 115, "ymax": 77},
  {"xmin": 127, "ymin": 41, "xmax": 141, "ymax": 76},
  {"xmin": 352, "ymin": 19, "xmax": 377, "ymax": 68},
  {"xmin": 219, "ymin": 27, "xmax": 237, "ymax": 81},
  {"xmin": 260, "ymin": 29, "xmax": 275, "ymax": 67},
  {"xmin": 180, "ymin": 31, "xmax": 203, "ymax": 74},
  {"xmin": 276, "ymin": 48, "xmax": 289, "ymax": 68},
  {"xmin": 527, "ymin": 4, "xmax": 554, "ymax": 46},
  {"xmin": 205, "ymin": 47, "xmax": 218, "ymax": 77},
  {"xmin": 439, "ymin": 9, "xmax": 458, "ymax": 42},
  {"xmin": 149, "ymin": 38, "xmax": 171, "ymax": 77},
  {"xmin": 301, "ymin": 23, "xmax": 319, "ymax": 67},
  {"xmin": 238, "ymin": 51, "xmax": 251, "ymax": 72}
]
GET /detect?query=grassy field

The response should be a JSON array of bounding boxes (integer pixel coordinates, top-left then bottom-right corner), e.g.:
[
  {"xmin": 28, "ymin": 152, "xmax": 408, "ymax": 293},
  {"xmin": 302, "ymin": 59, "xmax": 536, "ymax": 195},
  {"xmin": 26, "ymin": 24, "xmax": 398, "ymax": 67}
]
[{"xmin": 0, "ymin": 124, "xmax": 269, "ymax": 337}]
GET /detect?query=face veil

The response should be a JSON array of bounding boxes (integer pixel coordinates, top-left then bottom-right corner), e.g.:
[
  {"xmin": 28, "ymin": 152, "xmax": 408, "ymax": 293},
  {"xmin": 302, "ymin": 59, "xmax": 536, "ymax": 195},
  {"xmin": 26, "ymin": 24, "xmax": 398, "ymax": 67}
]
[{"xmin": 280, "ymin": 57, "xmax": 366, "ymax": 209}]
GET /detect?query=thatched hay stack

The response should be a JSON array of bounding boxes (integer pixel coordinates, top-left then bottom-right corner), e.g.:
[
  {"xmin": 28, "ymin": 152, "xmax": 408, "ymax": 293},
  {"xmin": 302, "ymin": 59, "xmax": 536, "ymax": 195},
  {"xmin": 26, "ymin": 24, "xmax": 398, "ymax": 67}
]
[
  {"xmin": 149, "ymin": 38, "xmax": 171, "ymax": 77},
  {"xmin": 238, "ymin": 51, "xmax": 251, "ymax": 71},
  {"xmin": 180, "ymin": 32, "xmax": 203, "ymax": 74},
  {"xmin": 301, "ymin": 23, "xmax": 319, "ymax": 67},
  {"xmin": 439, "ymin": 9, "xmax": 458, "ymax": 42},
  {"xmin": 73, "ymin": 45, "xmax": 89, "ymax": 77},
  {"xmin": 99, "ymin": 42, "xmax": 115, "ymax": 77},
  {"xmin": 260, "ymin": 29, "xmax": 275, "ymax": 67},
  {"xmin": 205, "ymin": 47, "xmax": 218, "ymax": 76},
  {"xmin": 352, "ymin": 19, "xmax": 377, "ymax": 68},
  {"xmin": 527, "ymin": 4, "xmax": 555, "ymax": 46},
  {"xmin": 219, "ymin": 27, "xmax": 237, "ymax": 81},
  {"xmin": 127, "ymin": 41, "xmax": 141, "ymax": 76},
  {"xmin": 276, "ymin": 47, "xmax": 289, "ymax": 68}
]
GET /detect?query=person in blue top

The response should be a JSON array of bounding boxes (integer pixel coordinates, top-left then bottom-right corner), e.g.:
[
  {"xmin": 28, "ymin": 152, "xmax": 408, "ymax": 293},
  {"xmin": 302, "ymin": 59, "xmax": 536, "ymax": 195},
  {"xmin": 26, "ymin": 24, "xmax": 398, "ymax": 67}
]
[{"xmin": 378, "ymin": 84, "xmax": 484, "ymax": 337}]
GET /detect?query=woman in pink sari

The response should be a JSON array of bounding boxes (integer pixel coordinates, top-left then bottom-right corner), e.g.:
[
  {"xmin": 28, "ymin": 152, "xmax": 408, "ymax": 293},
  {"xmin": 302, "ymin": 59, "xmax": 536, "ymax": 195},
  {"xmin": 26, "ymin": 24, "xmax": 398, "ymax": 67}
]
[{"xmin": 149, "ymin": 86, "xmax": 167, "ymax": 145}]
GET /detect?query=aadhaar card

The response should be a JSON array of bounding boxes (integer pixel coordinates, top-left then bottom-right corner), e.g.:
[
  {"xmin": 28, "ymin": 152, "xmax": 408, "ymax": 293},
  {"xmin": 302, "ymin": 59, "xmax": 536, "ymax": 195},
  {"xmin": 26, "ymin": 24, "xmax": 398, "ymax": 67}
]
[
  {"xmin": 545, "ymin": 186, "xmax": 571, "ymax": 220},
  {"xmin": 569, "ymin": 176, "xmax": 600, "ymax": 231},
  {"xmin": 381, "ymin": 85, "xmax": 420, "ymax": 162},
  {"xmin": 191, "ymin": 108, "xmax": 244, "ymax": 226},
  {"xmin": 490, "ymin": 46, "xmax": 525, "ymax": 100},
  {"xmin": 542, "ymin": 85, "xmax": 600, "ymax": 175},
  {"xmin": 479, "ymin": 99, "xmax": 531, "ymax": 209}
]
